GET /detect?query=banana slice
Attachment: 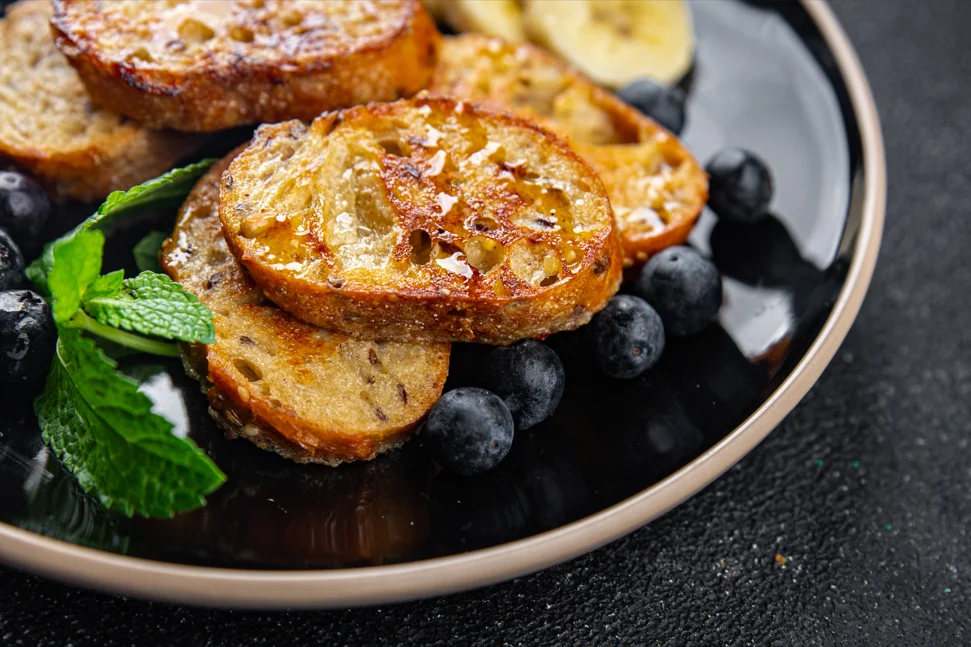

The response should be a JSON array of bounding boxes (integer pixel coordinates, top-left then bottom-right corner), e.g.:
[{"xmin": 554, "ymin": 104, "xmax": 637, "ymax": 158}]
[
  {"xmin": 523, "ymin": 0, "xmax": 694, "ymax": 88},
  {"xmin": 442, "ymin": 0, "xmax": 525, "ymax": 43}
]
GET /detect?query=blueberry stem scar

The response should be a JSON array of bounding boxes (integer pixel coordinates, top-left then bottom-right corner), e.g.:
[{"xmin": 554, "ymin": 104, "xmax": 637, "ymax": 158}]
[{"xmin": 68, "ymin": 311, "xmax": 180, "ymax": 358}]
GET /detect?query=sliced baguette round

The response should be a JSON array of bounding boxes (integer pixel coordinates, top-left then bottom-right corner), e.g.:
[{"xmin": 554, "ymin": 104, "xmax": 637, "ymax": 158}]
[
  {"xmin": 429, "ymin": 34, "xmax": 708, "ymax": 266},
  {"xmin": 162, "ymin": 153, "xmax": 450, "ymax": 466},
  {"xmin": 51, "ymin": 0, "xmax": 441, "ymax": 133},
  {"xmin": 218, "ymin": 96, "xmax": 622, "ymax": 345},
  {"xmin": 0, "ymin": 0, "xmax": 199, "ymax": 202}
]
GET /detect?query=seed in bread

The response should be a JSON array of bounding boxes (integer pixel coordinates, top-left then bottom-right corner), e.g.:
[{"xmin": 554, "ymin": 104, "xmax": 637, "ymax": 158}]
[
  {"xmin": 51, "ymin": 0, "xmax": 441, "ymax": 133},
  {"xmin": 162, "ymin": 153, "xmax": 451, "ymax": 466},
  {"xmin": 218, "ymin": 96, "xmax": 623, "ymax": 346},
  {"xmin": 0, "ymin": 0, "xmax": 199, "ymax": 202},
  {"xmin": 428, "ymin": 34, "xmax": 708, "ymax": 266}
]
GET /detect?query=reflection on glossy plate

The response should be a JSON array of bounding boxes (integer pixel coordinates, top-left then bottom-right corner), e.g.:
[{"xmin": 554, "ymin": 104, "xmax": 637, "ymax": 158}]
[{"xmin": 0, "ymin": 0, "xmax": 884, "ymax": 608}]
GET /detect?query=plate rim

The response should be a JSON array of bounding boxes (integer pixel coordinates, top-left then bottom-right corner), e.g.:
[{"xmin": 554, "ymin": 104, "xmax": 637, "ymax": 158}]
[{"xmin": 0, "ymin": 0, "xmax": 886, "ymax": 610}]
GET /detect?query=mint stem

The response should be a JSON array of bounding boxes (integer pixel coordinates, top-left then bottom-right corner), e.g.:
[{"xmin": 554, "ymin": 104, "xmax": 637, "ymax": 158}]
[{"xmin": 69, "ymin": 311, "xmax": 181, "ymax": 358}]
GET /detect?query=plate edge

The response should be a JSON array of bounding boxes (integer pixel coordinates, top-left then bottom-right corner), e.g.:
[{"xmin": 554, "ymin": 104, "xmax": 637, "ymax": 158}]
[{"xmin": 0, "ymin": 0, "xmax": 887, "ymax": 610}]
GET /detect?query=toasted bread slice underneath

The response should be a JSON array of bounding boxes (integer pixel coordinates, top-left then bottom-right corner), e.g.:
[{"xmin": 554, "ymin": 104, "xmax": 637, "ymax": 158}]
[
  {"xmin": 429, "ymin": 34, "xmax": 708, "ymax": 266},
  {"xmin": 218, "ymin": 97, "xmax": 622, "ymax": 345},
  {"xmin": 0, "ymin": 0, "xmax": 199, "ymax": 202},
  {"xmin": 162, "ymin": 155, "xmax": 450, "ymax": 466},
  {"xmin": 51, "ymin": 0, "xmax": 440, "ymax": 132}
]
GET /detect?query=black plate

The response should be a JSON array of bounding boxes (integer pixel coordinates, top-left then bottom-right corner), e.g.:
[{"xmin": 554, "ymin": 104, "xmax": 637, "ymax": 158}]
[{"xmin": 0, "ymin": 0, "xmax": 863, "ymax": 573}]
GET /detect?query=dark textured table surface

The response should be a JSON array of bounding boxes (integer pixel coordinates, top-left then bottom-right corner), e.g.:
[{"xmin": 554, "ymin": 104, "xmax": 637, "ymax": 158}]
[{"xmin": 2, "ymin": 1, "xmax": 969, "ymax": 645}]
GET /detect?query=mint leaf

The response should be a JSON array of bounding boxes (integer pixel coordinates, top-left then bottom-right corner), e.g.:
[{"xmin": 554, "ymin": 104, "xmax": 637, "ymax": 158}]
[
  {"xmin": 83, "ymin": 271, "xmax": 215, "ymax": 344},
  {"xmin": 84, "ymin": 270, "xmax": 125, "ymax": 301},
  {"xmin": 133, "ymin": 231, "xmax": 167, "ymax": 273},
  {"xmin": 93, "ymin": 158, "xmax": 216, "ymax": 228},
  {"xmin": 24, "ymin": 254, "xmax": 53, "ymax": 297},
  {"xmin": 47, "ymin": 230, "xmax": 104, "ymax": 324},
  {"xmin": 27, "ymin": 159, "xmax": 215, "ymax": 295},
  {"xmin": 35, "ymin": 329, "xmax": 225, "ymax": 518}
]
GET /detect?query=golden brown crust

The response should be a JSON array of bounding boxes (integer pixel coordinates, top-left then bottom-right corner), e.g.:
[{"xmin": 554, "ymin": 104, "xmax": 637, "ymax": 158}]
[
  {"xmin": 0, "ymin": 0, "xmax": 200, "ymax": 202},
  {"xmin": 163, "ymin": 154, "xmax": 450, "ymax": 465},
  {"xmin": 428, "ymin": 34, "xmax": 708, "ymax": 266},
  {"xmin": 218, "ymin": 96, "xmax": 623, "ymax": 345},
  {"xmin": 51, "ymin": 0, "xmax": 441, "ymax": 133}
]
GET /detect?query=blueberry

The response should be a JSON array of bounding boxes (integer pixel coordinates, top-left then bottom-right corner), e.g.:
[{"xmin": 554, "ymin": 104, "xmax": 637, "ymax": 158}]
[
  {"xmin": 0, "ymin": 171, "xmax": 51, "ymax": 248},
  {"xmin": 423, "ymin": 387, "xmax": 515, "ymax": 476},
  {"xmin": 705, "ymin": 148, "xmax": 773, "ymax": 224},
  {"xmin": 0, "ymin": 290, "xmax": 57, "ymax": 382},
  {"xmin": 637, "ymin": 246, "xmax": 722, "ymax": 336},
  {"xmin": 584, "ymin": 295, "xmax": 665, "ymax": 379},
  {"xmin": 616, "ymin": 78, "xmax": 686, "ymax": 135},
  {"xmin": 484, "ymin": 340, "xmax": 565, "ymax": 430},
  {"xmin": 0, "ymin": 229, "xmax": 24, "ymax": 291}
]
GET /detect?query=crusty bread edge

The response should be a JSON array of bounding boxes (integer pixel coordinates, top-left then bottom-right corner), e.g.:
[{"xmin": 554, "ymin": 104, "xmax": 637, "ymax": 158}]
[
  {"xmin": 50, "ymin": 0, "xmax": 442, "ymax": 132},
  {"xmin": 0, "ymin": 128, "xmax": 200, "ymax": 203},
  {"xmin": 207, "ymin": 369, "xmax": 420, "ymax": 467}
]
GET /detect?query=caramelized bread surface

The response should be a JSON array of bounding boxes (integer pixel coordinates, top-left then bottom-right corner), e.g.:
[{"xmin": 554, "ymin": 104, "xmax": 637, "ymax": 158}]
[
  {"xmin": 162, "ymin": 155, "xmax": 450, "ymax": 465},
  {"xmin": 429, "ymin": 34, "xmax": 708, "ymax": 266},
  {"xmin": 51, "ymin": 0, "xmax": 440, "ymax": 132},
  {"xmin": 0, "ymin": 0, "xmax": 199, "ymax": 201},
  {"xmin": 218, "ymin": 97, "xmax": 622, "ymax": 345}
]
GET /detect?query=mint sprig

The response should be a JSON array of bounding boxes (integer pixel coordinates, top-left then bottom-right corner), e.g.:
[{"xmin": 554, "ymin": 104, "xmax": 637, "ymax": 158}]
[
  {"xmin": 27, "ymin": 161, "xmax": 225, "ymax": 519},
  {"xmin": 32, "ymin": 175, "xmax": 216, "ymax": 357},
  {"xmin": 36, "ymin": 330, "xmax": 225, "ymax": 518}
]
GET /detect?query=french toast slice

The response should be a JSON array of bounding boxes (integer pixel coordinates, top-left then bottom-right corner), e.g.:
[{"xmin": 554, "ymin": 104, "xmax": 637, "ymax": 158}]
[
  {"xmin": 218, "ymin": 96, "xmax": 623, "ymax": 345},
  {"xmin": 428, "ymin": 34, "xmax": 709, "ymax": 266},
  {"xmin": 51, "ymin": 0, "xmax": 440, "ymax": 133},
  {"xmin": 0, "ymin": 0, "xmax": 199, "ymax": 202},
  {"xmin": 162, "ymin": 153, "xmax": 450, "ymax": 466}
]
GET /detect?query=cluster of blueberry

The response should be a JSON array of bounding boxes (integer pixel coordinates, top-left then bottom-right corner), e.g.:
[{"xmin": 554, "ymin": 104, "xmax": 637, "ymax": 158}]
[
  {"xmin": 424, "ymin": 77, "xmax": 776, "ymax": 476},
  {"xmin": 0, "ymin": 172, "xmax": 56, "ymax": 385}
]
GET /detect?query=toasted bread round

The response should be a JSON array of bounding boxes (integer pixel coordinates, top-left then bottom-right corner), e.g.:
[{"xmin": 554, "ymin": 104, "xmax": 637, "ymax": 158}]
[
  {"xmin": 162, "ymin": 154, "xmax": 450, "ymax": 466},
  {"xmin": 0, "ymin": 0, "xmax": 199, "ymax": 202},
  {"xmin": 51, "ymin": 0, "xmax": 441, "ymax": 133},
  {"xmin": 218, "ymin": 97, "xmax": 622, "ymax": 345},
  {"xmin": 429, "ymin": 34, "xmax": 709, "ymax": 266}
]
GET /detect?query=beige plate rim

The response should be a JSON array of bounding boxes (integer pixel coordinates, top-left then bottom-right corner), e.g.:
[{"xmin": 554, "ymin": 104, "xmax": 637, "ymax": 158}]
[{"xmin": 0, "ymin": 0, "xmax": 885, "ymax": 610}]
